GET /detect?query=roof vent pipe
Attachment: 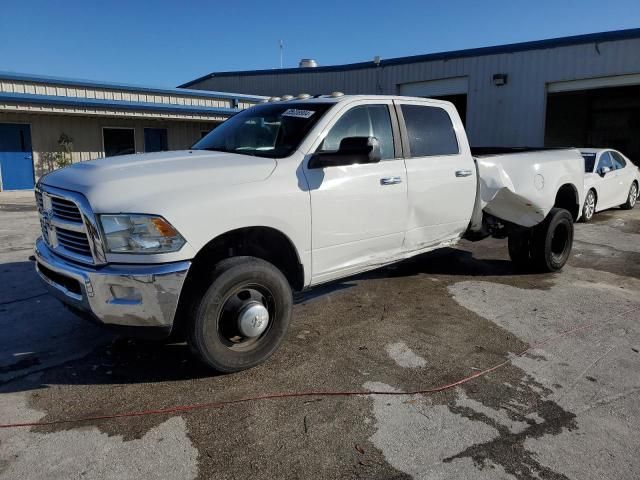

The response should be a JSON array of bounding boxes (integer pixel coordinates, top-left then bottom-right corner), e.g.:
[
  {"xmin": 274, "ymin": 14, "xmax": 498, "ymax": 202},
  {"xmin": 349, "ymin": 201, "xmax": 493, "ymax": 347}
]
[{"xmin": 299, "ymin": 59, "xmax": 318, "ymax": 68}]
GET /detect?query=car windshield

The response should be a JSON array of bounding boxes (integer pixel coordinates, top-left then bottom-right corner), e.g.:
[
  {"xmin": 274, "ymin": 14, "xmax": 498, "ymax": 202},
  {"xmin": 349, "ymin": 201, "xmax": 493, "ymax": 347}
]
[
  {"xmin": 581, "ymin": 153, "xmax": 596, "ymax": 172},
  {"xmin": 192, "ymin": 102, "xmax": 333, "ymax": 158}
]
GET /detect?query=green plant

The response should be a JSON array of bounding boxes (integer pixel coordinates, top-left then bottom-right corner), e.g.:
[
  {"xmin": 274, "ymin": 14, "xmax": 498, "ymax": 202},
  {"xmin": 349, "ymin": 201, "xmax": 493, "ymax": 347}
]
[{"xmin": 54, "ymin": 133, "xmax": 74, "ymax": 169}]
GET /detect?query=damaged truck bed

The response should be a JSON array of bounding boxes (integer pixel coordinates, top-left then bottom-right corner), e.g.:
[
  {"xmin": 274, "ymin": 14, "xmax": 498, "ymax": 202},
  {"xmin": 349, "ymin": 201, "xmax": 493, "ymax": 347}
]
[{"xmin": 469, "ymin": 147, "xmax": 585, "ymax": 231}]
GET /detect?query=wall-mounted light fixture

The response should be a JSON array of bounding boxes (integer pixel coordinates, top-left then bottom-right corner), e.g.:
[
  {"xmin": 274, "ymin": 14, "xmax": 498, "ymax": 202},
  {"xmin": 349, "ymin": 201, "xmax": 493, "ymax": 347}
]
[{"xmin": 492, "ymin": 73, "xmax": 508, "ymax": 86}]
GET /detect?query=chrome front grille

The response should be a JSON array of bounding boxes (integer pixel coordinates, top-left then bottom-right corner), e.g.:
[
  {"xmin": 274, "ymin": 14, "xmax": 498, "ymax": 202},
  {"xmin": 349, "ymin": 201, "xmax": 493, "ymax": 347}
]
[
  {"xmin": 55, "ymin": 227, "xmax": 93, "ymax": 257},
  {"xmin": 51, "ymin": 197, "xmax": 83, "ymax": 222},
  {"xmin": 36, "ymin": 186, "xmax": 105, "ymax": 265}
]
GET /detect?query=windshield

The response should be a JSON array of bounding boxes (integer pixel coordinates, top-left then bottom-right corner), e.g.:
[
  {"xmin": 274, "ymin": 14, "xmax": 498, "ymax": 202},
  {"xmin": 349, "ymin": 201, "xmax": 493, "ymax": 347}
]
[
  {"xmin": 581, "ymin": 153, "xmax": 596, "ymax": 172},
  {"xmin": 192, "ymin": 102, "xmax": 333, "ymax": 158}
]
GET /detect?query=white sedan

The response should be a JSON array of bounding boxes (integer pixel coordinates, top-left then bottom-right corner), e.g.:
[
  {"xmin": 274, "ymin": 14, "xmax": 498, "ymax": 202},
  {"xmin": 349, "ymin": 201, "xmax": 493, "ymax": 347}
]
[{"xmin": 580, "ymin": 148, "xmax": 639, "ymax": 222}]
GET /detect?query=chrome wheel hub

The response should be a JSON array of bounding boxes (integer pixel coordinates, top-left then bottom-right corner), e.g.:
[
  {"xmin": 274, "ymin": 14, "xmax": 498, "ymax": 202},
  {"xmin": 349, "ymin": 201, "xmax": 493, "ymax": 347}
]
[
  {"xmin": 218, "ymin": 285, "xmax": 274, "ymax": 349},
  {"xmin": 585, "ymin": 193, "xmax": 595, "ymax": 218},
  {"xmin": 237, "ymin": 301, "xmax": 270, "ymax": 337},
  {"xmin": 631, "ymin": 186, "xmax": 638, "ymax": 207}
]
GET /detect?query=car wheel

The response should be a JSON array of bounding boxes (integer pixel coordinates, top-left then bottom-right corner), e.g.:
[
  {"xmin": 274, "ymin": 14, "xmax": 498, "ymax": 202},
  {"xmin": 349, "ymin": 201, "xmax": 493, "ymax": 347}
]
[
  {"xmin": 530, "ymin": 208, "xmax": 574, "ymax": 272},
  {"xmin": 581, "ymin": 190, "xmax": 596, "ymax": 222},
  {"xmin": 186, "ymin": 256, "xmax": 292, "ymax": 372},
  {"xmin": 620, "ymin": 182, "xmax": 638, "ymax": 210}
]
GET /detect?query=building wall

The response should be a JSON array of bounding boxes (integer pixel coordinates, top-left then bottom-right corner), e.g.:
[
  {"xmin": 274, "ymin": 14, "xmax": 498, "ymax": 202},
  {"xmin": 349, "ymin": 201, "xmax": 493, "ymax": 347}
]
[
  {"xmin": 187, "ymin": 37, "xmax": 640, "ymax": 147},
  {"xmin": 0, "ymin": 112, "xmax": 219, "ymax": 179}
]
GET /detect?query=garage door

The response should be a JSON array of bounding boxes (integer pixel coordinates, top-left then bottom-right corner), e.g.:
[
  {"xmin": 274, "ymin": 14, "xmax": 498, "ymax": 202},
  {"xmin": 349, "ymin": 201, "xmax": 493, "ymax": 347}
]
[
  {"xmin": 545, "ymin": 75, "xmax": 640, "ymax": 166},
  {"xmin": 399, "ymin": 77, "xmax": 468, "ymax": 125}
]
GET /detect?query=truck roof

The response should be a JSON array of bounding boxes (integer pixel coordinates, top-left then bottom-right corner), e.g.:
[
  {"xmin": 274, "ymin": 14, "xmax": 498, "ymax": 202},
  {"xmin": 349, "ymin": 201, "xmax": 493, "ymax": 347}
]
[{"xmin": 263, "ymin": 94, "xmax": 454, "ymax": 106}]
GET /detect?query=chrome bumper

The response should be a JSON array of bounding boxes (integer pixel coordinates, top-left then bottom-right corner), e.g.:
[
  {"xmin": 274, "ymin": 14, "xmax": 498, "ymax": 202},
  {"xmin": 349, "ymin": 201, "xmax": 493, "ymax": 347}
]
[{"xmin": 35, "ymin": 238, "xmax": 191, "ymax": 332}]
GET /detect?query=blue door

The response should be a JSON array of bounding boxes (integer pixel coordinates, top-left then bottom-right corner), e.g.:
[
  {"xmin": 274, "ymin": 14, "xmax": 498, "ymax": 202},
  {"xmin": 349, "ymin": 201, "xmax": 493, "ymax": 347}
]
[
  {"xmin": 0, "ymin": 124, "xmax": 34, "ymax": 190},
  {"xmin": 144, "ymin": 128, "xmax": 168, "ymax": 153}
]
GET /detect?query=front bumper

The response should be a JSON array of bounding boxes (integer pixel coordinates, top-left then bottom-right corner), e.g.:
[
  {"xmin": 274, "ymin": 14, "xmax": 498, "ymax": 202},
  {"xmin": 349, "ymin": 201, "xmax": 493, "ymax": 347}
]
[{"xmin": 35, "ymin": 238, "xmax": 191, "ymax": 335}]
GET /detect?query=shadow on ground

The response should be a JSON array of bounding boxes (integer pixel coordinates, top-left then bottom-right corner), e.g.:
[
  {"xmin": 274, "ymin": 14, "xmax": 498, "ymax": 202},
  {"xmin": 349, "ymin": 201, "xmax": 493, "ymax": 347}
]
[{"xmin": 1, "ymin": 245, "xmax": 543, "ymax": 393}]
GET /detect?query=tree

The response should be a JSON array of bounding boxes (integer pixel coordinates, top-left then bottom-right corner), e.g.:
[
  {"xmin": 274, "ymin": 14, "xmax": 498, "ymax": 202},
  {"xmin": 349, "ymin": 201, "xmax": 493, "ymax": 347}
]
[{"xmin": 54, "ymin": 133, "xmax": 74, "ymax": 169}]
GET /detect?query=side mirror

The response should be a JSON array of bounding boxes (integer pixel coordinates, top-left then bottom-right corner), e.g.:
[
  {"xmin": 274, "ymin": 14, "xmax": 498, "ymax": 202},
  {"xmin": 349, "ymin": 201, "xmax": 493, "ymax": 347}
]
[
  {"xmin": 598, "ymin": 166, "xmax": 611, "ymax": 176},
  {"xmin": 308, "ymin": 136, "xmax": 381, "ymax": 169}
]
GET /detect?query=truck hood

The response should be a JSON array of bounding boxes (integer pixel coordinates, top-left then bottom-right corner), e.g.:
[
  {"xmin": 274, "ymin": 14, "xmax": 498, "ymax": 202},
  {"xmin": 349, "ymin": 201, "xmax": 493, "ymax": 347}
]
[{"xmin": 40, "ymin": 150, "xmax": 277, "ymax": 212}]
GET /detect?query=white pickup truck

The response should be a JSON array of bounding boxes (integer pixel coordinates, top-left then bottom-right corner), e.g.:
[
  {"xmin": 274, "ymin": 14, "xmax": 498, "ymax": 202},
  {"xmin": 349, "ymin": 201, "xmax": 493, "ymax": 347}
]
[{"xmin": 34, "ymin": 94, "xmax": 584, "ymax": 372}]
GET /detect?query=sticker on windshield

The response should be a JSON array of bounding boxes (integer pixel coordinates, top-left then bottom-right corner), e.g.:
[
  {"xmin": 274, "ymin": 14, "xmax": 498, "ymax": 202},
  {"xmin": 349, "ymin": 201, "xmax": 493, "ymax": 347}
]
[{"xmin": 282, "ymin": 108, "xmax": 316, "ymax": 119}]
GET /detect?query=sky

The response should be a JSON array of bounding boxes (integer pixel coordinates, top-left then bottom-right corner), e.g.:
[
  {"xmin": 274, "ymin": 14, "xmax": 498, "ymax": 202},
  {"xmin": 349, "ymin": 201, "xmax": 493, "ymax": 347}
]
[{"xmin": 1, "ymin": 0, "xmax": 639, "ymax": 89}]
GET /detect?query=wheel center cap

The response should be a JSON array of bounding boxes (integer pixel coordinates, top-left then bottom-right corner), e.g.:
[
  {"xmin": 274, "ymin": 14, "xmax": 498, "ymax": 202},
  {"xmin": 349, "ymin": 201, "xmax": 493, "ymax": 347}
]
[{"xmin": 237, "ymin": 302, "xmax": 270, "ymax": 337}]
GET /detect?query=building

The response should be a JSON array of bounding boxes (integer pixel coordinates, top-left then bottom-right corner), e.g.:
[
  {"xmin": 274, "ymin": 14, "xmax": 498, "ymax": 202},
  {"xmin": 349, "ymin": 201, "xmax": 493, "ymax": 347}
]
[
  {"xmin": 180, "ymin": 28, "xmax": 640, "ymax": 164},
  {"xmin": 0, "ymin": 71, "xmax": 265, "ymax": 191}
]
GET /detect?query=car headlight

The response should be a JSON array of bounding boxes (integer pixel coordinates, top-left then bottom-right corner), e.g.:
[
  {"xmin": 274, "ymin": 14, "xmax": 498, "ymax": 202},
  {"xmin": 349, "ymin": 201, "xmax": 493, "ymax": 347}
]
[{"xmin": 98, "ymin": 214, "xmax": 186, "ymax": 253}]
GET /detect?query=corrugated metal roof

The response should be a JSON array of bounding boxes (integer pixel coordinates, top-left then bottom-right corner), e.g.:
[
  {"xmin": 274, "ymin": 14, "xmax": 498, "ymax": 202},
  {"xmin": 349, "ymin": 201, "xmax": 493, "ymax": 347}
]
[
  {"xmin": 0, "ymin": 92, "xmax": 239, "ymax": 116},
  {"xmin": 0, "ymin": 71, "xmax": 266, "ymax": 102},
  {"xmin": 178, "ymin": 28, "xmax": 640, "ymax": 87}
]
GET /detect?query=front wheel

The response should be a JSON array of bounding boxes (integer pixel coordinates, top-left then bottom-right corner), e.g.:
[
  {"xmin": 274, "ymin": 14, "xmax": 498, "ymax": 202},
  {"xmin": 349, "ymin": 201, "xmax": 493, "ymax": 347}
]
[
  {"xmin": 620, "ymin": 182, "xmax": 638, "ymax": 210},
  {"xmin": 186, "ymin": 256, "xmax": 292, "ymax": 372}
]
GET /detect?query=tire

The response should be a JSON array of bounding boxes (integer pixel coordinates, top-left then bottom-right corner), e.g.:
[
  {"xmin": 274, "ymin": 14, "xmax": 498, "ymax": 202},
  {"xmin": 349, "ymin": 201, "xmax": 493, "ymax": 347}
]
[
  {"xmin": 186, "ymin": 256, "xmax": 292, "ymax": 372},
  {"xmin": 508, "ymin": 229, "xmax": 534, "ymax": 270},
  {"xmin": 530, "ymin": 208, "xmax": 574, "ymax": 272},
  {"xmin": 620, "ymin": 182, "xmax": 638, "ymax": 210},
  {"xmin": 581, "ymin": 189, "xmax": 596, "ymax": 222}
]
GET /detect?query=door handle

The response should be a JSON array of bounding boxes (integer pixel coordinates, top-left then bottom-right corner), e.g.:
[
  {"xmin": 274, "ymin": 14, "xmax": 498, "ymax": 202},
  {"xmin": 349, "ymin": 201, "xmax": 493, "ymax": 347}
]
[
  {"xmin": 380, "ymin": 176, "xmax": 402, "ymax": 185},
  {"xmin": 455, "ymin": 170, "xmax": 473, "ymax": 177}
]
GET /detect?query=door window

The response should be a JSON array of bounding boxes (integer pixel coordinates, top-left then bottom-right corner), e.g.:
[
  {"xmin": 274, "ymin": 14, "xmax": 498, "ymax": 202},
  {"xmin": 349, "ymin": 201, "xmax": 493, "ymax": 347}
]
[
  {"xmin": 611, "ymin": 151, "xmax": 627, "ymax": 170},
  {"xmin": 401, "ymin": 105, "xmax": 459, "ymax": 157},
  {"xmin": 318, "ymin": 105, "xmax": 395, "ymax": 160},
  {"xmin": 598, "ymin": 152, "xmax": 614, "ymax": 172},
  {"xmin": 103, "ymin": 128, "xmax": 135, "ymax": 157}
]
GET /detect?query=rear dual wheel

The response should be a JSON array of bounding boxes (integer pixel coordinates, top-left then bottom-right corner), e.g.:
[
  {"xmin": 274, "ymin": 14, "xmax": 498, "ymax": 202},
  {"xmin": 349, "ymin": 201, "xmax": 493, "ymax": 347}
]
[
  {"xmin": 508, "ymin": 208, "xmax": 574, "ymax": 272},
  {"xmin": 186, "ymin": 256, "xmax": 292, "ymax": 372}
]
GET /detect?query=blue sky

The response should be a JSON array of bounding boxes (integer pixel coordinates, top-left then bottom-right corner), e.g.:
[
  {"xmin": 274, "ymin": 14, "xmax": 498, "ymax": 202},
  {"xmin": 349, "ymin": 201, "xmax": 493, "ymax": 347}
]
[{"xmin": 1, "ymin": 0, "xmax": 639, "ymax": 89}]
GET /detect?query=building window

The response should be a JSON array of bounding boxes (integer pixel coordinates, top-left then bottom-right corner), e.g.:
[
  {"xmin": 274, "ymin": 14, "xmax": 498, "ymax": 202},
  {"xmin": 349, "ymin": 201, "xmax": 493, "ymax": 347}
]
[
  {"xmin": 103, "ymin": 128, "xmax": 135, "ymax": 157},
  {"xmin": 144, "ymin": 128, "xmax": 168, "ymax": 152}
]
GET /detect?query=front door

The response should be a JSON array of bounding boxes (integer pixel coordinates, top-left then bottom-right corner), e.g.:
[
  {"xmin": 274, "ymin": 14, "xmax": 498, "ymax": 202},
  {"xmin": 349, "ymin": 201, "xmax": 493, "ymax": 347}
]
[
  {"xmin": 0, "ymin": 124, "xmax": 34, "ymax": 190},
  {"xmin": 303, "ymin": 101, "xmax": 407, "ymax": 284},
  {"xmin": 595, "ymin": 151, "xmax": 619, "ymax": 209}
]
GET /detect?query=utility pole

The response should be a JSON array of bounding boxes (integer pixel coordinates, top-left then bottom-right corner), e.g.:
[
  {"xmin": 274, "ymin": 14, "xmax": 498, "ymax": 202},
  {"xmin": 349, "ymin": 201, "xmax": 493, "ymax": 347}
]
[{"xmin": 279, "ymin": 40, "xmax": 283, "ymax": 69}]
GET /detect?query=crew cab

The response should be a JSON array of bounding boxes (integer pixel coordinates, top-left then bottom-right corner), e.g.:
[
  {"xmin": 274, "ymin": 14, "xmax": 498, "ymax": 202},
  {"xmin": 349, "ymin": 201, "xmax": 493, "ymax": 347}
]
[
  {"xmin": 580, "ymin": 148, "xmax": 639, "ymax": 222},
  {"xmin": 34, "ymin": 94, "xmax": 585, "ymax": 372}
]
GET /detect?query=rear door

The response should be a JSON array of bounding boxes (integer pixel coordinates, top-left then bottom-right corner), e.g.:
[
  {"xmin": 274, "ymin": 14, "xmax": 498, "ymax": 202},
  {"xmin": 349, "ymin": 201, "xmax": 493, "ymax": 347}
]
[
  {"xmin": 611, "ymin": 151, "xmax": 634, "ymax": 204},
  {"xmin": 395, "ymin": 100, "xmax": 476, "ymax": 251},
  {"xmin": 0, "ymin": 123, "xmax": 34, "ymax": 190},
  {"xmin": 304, "ymin": 100, "xmax": 408, "ymax": 283}
]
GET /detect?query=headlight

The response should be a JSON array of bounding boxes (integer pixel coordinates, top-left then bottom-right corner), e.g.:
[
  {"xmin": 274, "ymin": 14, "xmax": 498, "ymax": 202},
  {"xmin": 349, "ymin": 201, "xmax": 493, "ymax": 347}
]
[{"xmin": 99, "ymin": 214, "xmax": 185, "ymax": 254}]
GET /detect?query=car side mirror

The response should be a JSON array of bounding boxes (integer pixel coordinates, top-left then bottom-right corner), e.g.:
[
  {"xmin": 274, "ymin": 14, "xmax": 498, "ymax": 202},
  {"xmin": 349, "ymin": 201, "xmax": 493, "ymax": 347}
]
[
  {"xmin": 598, "ymin": 166, "xmax": 611, "ymax": 176},
  {"xmin": 308, "ymin": 136, "xmax": 381, "ymax": 169}
]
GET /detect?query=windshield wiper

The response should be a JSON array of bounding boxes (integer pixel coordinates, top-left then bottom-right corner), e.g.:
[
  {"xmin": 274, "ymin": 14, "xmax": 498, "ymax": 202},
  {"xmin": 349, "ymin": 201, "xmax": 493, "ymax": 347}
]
[{"xmin": 196, "ymin": 147, "xmax": 260, "ymax": 157}]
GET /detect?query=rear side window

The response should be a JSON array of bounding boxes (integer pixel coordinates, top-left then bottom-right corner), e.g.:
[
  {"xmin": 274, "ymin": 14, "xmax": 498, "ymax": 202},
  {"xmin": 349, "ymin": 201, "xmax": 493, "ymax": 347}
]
[
  {"xmin": 319, "ymin": 105, "xmax": 395, "ymax": 160},
  {"xmin": 401, "ymin": 105, "xmax": 459, "ymax": 157},
  {"xmin": 611, "ymin": 151, "xmax": 627, "ymax": 169},
  {"xmin": 581, "ymin": 153, "xmax": 596, "ymax": 172}
]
